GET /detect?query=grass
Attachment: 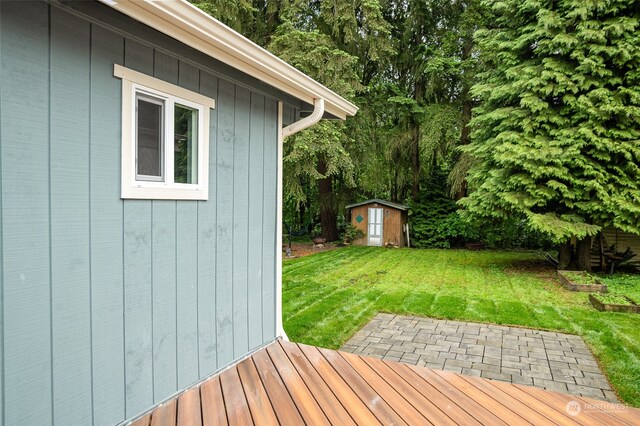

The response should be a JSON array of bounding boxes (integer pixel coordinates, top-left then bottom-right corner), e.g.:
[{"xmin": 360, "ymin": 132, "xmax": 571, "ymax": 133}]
[
  {"xmin": 593, "ymin": 293, "xmax": 637, "ymax": 306},
  {"xmin": 561, "ymin": 271, "xmax": 601, "ymax": 285},
  {"xmin": 282, "ymin": 246, "xmax": 640, "ymax": 407},
  {"xmin": 600, "ymin": 273, "xmax": 640, "ymax": 302}
]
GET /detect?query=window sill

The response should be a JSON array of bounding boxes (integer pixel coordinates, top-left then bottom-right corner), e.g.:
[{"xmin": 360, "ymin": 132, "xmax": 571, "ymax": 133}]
[{"xmin": 122, "ymin": 183, "xmax": 208, "ymax": 201}]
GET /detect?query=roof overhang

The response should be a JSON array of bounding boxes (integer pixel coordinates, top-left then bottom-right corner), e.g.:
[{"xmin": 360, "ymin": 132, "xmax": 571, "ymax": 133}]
[{"xmin": 99, "ymin": 0, "xmax": 358, "ymax": 120}]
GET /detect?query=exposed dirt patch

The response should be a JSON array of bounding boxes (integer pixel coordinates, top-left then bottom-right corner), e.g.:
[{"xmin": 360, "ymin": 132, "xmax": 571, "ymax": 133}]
[
  {"xmin": 283, "ymin": 241, "xmax": 339, "ymax": 258},
  {"xmin": 505, "ymin": 258, "xmax": 558, "ymax": 283}
]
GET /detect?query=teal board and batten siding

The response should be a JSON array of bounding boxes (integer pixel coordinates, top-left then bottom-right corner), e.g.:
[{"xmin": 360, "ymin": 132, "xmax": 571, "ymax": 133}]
[{"xmin": 0, "ymin": 2, "xmax": 283, "ymax": 425}]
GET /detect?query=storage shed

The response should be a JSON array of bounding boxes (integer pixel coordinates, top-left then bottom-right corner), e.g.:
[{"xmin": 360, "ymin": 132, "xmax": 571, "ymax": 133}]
[
  {"xmin": 590, "ymin": 228, "xmax": 640, "ymax": 271},
  {"xmin": 346, "ymin": 199, "xmax": 410, "ymax": 247},
  {"xmin": 0, "ymin": 1, "xmax": 356, "ymax": 425}
]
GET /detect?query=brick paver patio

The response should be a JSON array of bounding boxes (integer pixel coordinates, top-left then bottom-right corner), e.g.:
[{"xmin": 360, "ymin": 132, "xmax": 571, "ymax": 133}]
[{"xmin": 341, "ymin": 313, "xmax": 618, "ymax": 402}]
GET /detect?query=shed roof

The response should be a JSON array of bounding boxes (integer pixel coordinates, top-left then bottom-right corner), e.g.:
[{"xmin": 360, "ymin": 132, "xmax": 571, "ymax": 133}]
[
  {"xmin": 345, "ymin": 199, "xmax": 410, "ymax": 211},
  {"xmin": 100, "ymin": 0, "xmax": 358, "ymax": 120}
]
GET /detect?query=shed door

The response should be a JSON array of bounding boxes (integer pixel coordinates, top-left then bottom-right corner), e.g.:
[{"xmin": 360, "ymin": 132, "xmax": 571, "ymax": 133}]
[{"xmin": 368, "ymin": 208, "xmax": 383, "ymax": 246}]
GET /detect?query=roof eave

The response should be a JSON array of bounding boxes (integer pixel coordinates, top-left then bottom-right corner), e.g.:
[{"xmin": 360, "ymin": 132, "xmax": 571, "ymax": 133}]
[{"xmin": 101, "ymin": 0, "xmax": 358, "ymax": 120}]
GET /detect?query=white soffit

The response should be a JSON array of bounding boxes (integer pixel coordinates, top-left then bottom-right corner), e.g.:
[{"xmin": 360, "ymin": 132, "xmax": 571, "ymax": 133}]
[{"xmin": 101, "ymin": 0, "xmax": 358, "ymax": 120}]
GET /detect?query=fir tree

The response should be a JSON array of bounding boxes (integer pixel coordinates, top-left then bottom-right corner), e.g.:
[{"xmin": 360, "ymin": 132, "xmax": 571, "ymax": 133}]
[{"xmin": 462, "ymin": 0, "xmax": 640, "ymax": 268}]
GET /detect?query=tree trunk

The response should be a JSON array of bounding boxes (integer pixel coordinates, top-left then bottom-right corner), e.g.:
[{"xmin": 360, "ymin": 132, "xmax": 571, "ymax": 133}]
[
  {"xmin": 391, "ymin": 166, "xmax": 399, "ymax": 203},
  {"xmin": 317, "ymin": 155, "xmax": 339, "ymax": 241},
  {"xmin": 558, "ymin": 240, "xmax": 572, "ymax": 270},
  {"xmin": 459, "ymin": 43, "xmax": 473, "ymax": 148},
  {"xmin": 455, "ymin": 31, "xmax": 474, "ymax": 200},
  {"xmin": 411, "ymin": 122, "xmax": 421, "ymax": 201},
  {"xmin": 298, "ymin": 200, "xmax": 307, "ymax": 228},
  {"xmin": 576, "ymin": 236, "xmax": 592, "ymax": 271},
  {"xmin": 455, "ymin": 99, "xmax": 472, "ymax": 201},
  {"xmin": 558, "ymin": 237, "xmax": 592, "ymax": 270},
  {"xmin": 411, "ymin": 80, "xmax": 424, "ymax": 202},
  {"xmin": 460, "ymin": 100, "xmax": 472, "ymax": 146}
]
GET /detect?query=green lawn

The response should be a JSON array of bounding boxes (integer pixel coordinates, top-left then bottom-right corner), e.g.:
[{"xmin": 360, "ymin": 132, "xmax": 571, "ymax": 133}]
[{"xmin": 282, "ymin": 246, "xmax": 640, "ymax": 407}]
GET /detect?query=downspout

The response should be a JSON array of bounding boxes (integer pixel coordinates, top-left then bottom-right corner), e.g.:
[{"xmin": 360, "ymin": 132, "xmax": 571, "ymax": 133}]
[
  {"xmin": 275, "ymin": 98, "xmax": 325, "ymax": 341},
  {"xmin": 282, "ymin": 98, "xmax": 325, "ymax": 138}
]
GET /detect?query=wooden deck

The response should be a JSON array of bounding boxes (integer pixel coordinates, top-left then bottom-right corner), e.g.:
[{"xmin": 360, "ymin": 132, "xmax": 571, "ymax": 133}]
[{"xmin": 130, "ymin": 340, "xmax": 640, "ymax": 425}]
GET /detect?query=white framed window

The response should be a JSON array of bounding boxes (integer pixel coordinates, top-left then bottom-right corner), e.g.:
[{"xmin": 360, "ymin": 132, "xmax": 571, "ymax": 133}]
[{"xmin": 114, "ymin": 64, "xmax": 215, "ymax": 200}]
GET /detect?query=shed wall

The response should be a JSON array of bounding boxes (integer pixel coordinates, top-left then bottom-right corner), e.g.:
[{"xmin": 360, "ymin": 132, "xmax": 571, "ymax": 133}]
[
  {"xmin": 0, "ymin": 2, "xmax": 281, "ymax": 425},
  {"xmin": 349, "ymin": 203, "xmax": 408, "ymax": 247},
  {"xmin": 602, "ymin": 228, "xmax": 640, "ymax": 262},
  {"xmin": 384, "ymin": 209, "xmax": 406, "ymax": 247},
  {"xmin": 350, "ymin": 205, "xmax": 369, "ymax": 246}
]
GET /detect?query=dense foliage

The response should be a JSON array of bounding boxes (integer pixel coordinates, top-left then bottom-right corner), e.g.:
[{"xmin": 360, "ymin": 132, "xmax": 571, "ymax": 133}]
[
  {"xmin": 462, "ymin": 0, "xmax": 640, "ymax": 241},
  {"xmin": 269, "ymin": 24, "xmax": 362, "ymax": 240},
  {"xmin": 190, "ymin": 0, "xmax": 482, "ymax": 241},
  {"xmin": 409, "ymin": 174, "xmax": 471, "ymax": 248},
  {"xmin": 192, "ymin": 0, "xmax": 640, "ymax": 250},
  {"xmin": 410, "ymin": 174, "xmax": 554, "ymax": 249}
]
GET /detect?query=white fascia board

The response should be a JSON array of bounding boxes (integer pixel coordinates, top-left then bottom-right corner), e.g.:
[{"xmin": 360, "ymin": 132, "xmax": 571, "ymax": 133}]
[{"xmin": 101, "ymin": 0, "xmax": 358, "ymax": 120}]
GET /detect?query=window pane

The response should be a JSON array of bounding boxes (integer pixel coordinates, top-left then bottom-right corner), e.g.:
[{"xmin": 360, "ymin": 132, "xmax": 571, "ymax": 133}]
[
  {"xmin": 174, "ymin": 104, "xmax": 198, "ymax": 184},
  {"xmin": 136, "ymin": 96, "xmax": 163, "ymax": 179}
]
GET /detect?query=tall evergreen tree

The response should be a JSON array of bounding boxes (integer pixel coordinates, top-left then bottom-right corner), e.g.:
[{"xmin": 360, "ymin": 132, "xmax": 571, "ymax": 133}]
[
  {"xmin": 271, "ymin": 0, "xmax": 392, "ymax": 239},
  {"xmin": 379, "ymin": 0, "xmax": 481, "ymax": 201},
  {"xmin": 191, "ymin": 0, "xmax": 392, "ymax": 240},
  {"xmin": 269, "ymin": 24, "xmax": 361, "ymax": 241},
  {"xmin": 190, "ymin": 0, "xmax": 307, "ymax": 46},
  {"xmin": 462, "ymin": 0, "xmax": 640, "ymax": 268}
]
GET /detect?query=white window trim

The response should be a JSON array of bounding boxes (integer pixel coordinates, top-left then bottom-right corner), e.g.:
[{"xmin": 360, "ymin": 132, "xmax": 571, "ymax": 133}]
[{"xmin": 114, "ymin": 64, "xmax": 215, "ymax": 200}]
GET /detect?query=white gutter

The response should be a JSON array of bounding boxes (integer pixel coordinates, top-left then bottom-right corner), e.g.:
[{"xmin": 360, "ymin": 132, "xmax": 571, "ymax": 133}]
[
  {"xmin": 100, "ymin": 0, "xmax": 358, "ymax": 120},
  {"xmin": 275, "ymin": 99, "xmax": 325, "ymax": 341}
]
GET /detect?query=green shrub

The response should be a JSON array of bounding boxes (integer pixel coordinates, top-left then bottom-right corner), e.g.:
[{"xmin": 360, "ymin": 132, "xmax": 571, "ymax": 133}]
[
  {"xmin": 342, "ymin": 223, "xmax": 366, "ymax": 243},
  {"xmin": 409, "ymin": 174, "xmax": 460, "ymax": 248},
  {"xmin": 479, "ymin": 218, "xmax": 555, "ymax": 250},
  {"xmin": 564, "ymin": 272, "xmax": 601, "ymax": 285},
  {"xmin": 310, "ymin": 223, "xmax": 323, "ymax": 238},
  {"xmin": 409, "ymin": 173, "xmax": 554, "ymax": 249},
  {"xmin": 592, "ymin": 293, "xmax": 636, "ymax": 306}
]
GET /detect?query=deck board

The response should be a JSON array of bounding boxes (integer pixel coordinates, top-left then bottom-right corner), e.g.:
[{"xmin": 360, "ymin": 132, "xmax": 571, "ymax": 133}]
[
  {"xmin": 361, "ymin": 355, "xmax": 457, "ymax": 425},
  {"xmin": 340, "ymin": 351, "xmax": 431, "ymax": 425},
  {"xmin": 456, "ymin": 373, "xmax": 556, "ymax": 426},
  {"xmin": 131, "ymin": 413, "xmax": 152, "ymax": 426},
  {"xmin": 266, "ymin": 343, "xmax": 331, "ymax": 425},
  {"xmin": 484, "ymin": 379, "xmax": 582, "ymax": 426},
  {"xmin": 150, "ymin": 399, "xmax": 177, "ymax": 426},
  {"xmin": 576, "ymin": 396, "xmax": 636, "ymax": 425},
  {"xmin": 177, "ymin": 387, "xmax": 202, "ymax": 426},
  {"xmin": 129, "ymin": 340, "xmax": 640, "ymax": 425},
  {"xmin": 297, "ymin": 341, "xmax": 381, "ymax": 425},
  {"xmin": 384, "ymin": 358, "xmax": 482, "ymax": 425},
  {"xmin": 431, "ymin": 369, "xmax": 526, "ymax": 425},
  {"xmin": 508, "ymin": 382, "xmax": 615, "ymax": 426},
  {"xmin": 200, "ymin": 377, "xmax": 228, "ymax": 426},
  {"xmin": 317, "ymin": 346, "xmax": 407, "ymax": 425},
  {"xmin": 251, "ymin": 347, "xmax": 305, "ymax": 425},
  {"xmin": 406, "ymin": 363, "xmax": 508, "ymax": 425},
  {"xmin": 236, "ymin": 358, "xmax": 279, "ymax": 426},
  {"xmin": 219, "ymin": 365, "xmax": 254, "ymax": 425},
  {"xmin": 280, "ymin": 340, "xmax": 356, "ymax": 426}
]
